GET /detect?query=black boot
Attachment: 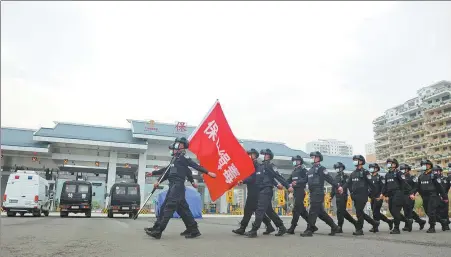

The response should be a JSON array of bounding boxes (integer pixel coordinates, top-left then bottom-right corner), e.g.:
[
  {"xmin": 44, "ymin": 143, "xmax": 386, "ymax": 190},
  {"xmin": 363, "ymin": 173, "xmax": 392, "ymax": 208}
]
[
  {"xmin": 245, "ymin": 227, "xmax": 258, "ymax": 238},
  {"xmin": 232, "ymin": 226, "xmax": 246, "ymax": 235},
  {"xmin": 262, "ymin": 224, "xmax": 276, "ymax": 235},
  {"xmin": 370, "ymin": 221, "xmax": 380, "ymax": 233},
  {"xmin": 387, "ymin": 219, "xmax": 394, "ymax": 230},
  {"xmin": 403, "ymin": 219, "xmax": 413, "ymax": 232},
  {"xmin": 329, "ymin": 225, "xmax": 340, "ymax": 236},
  {"xmin": 390, "ymin": 227, "xmax": 400, "ymax": 234},
  {"xmin": 275, "ymin": 225, "xmax": 286, "ymax": 236},
  {"xmin": 353, "ymin": 229, "xmax": 364, "ymax": 236},
  {"xmin": 180, "ymin": 229, "xmax": 191, "ymax": 236},
  {"xmin": 417, "ymin": 219, "xmax": 426, "ymax": 230},
  {"xmin": 336, "ymin": 226, "xmax": 343, "ymax": 234},
  {"xmin": 146, "ymin": 230, "xmax": 162, "ymax": 239},
  {"xmin": 369, "ymin": 226, "xmax": 379, "ymax": 233},
  {"xmin": 441, "ymin": 220, "xmax": 450, "ymax": 231},
  {"xmin": 426, "ymin": 226, "xmax": 436, "ymax": 233},
  {"xmin": 185, "ymin": 227, "xmax": 201, "ymax": 239},
  {"xmin": 286, "ymin": 224, "xmax": 296, "ymax": 234},
  {"xmin": 300, "ymin": 228, "xmax": 313, "ymax": 237}
]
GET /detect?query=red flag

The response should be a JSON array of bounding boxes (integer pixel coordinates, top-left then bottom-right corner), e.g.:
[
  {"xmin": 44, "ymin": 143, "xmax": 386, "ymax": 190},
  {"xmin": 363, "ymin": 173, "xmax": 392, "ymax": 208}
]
[{"xmin": 188, "ymin": 100, "xmax": 254, "ymax": 201}]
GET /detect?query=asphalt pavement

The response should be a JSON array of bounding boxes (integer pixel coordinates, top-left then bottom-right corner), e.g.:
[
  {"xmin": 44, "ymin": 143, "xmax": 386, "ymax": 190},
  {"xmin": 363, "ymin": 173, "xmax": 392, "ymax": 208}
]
[{"xmin": 1, "ymin": 213, "xmax": 450, "ymax": 257}]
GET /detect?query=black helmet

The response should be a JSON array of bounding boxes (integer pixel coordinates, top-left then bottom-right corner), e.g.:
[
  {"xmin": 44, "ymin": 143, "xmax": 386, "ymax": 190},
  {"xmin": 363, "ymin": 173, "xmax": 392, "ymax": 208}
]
[
  {"xmin": 432, "ymin": 165, "xmax": 443, "ymax": 172},
  {"xmin": 247, "ymin": 148, "xmax": 259, "ymax": 158},
  {"xmin": 399, "ymin": 163, "xmax": 411, "ymax": 171},
  {"xmin": 260, "ymin": 148, "xmax": 274, "ymax": 160},
  {"xmin": 333, "ymin": 162, "xmax": 345, "ymax": 170},
  {"xmin": 386, "ymin": 158, "xmax": 399, "ymax": 168},
  {"xmin": 352, "ymin": 155, "xmax": 366, "ymax": 165},
  {"xmin": 170, "ymin": 137, "xmax": 189, "ymax": 149},
  {"xmin": 368, "ymin": 163, "xmax": 380, "ymax": 171},
  {"xmin": 309, "ymin": 151, "xmax": 323, "ymax": 162},
  {"xmin": 420, "ymin": 159, "xmax": 433, "ymax": 167},
  {"xmin": 291, "ymin": 155, "xmax": 304, "ymax": 164}
]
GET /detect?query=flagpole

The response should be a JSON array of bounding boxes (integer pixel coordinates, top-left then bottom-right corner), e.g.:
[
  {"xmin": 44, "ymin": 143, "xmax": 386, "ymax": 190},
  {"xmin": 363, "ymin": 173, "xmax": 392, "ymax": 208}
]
[{"xmin": 188, "ymin": 99, "xmax": 219, "ymax": 141}]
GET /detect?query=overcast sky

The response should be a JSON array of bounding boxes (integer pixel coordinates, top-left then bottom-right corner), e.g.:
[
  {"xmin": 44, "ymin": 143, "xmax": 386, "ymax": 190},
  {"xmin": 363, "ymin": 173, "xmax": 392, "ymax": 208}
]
[{"xmin": 2, "ymin": 2, "xmax": 451, "ymax": 154}]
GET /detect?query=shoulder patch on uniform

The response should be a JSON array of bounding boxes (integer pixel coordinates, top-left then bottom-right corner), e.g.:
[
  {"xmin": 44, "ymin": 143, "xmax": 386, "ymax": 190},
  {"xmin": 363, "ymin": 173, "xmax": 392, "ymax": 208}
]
[
  {"xmin": 401, "ymin": 175, "xmax": 405, "ymax": 180},
  {"xmin": 437, "ymin": 178, "xmax": 441, "ymax": 183},
  {"xmin": 381, "ymin": 179, "xmax": 385, "ymax": 184},
  {"xmin": 323, "ymin": 169, "xmax": 329, "ymax": 175},
  {"xmin": 367, "ymin": 174, "xmax": 372, "ymax": 180},
  {"xmin": 273, "ymin": 166, "xmax": 278, "ymax": 172},
  {"xmin": 412, "ymin": 177, "xmax": 418, "ymax": 182}
]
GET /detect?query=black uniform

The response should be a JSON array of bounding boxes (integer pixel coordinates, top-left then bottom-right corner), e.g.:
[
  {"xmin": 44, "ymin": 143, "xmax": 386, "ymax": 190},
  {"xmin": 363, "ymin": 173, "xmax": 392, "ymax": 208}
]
[
  {"xmin": 343, "ymin": 168, "xmax": 379, "ymax": 234},
  {"xmin": 382, "ymin": 169, "xmax": 410, "ymax": 233},
  {"xmin": 149, "ymin": 154, "xmax": 210, "ymax": 239},
  {"xmin": 330, "ymin": 172, "xmax": 356, "ymax": 230},
  {"xmin": 401, "ymin": 173, "xmax": 425, "ymax": 231},
  {"xmin": 417, "ymin": 169, "xmax": 448, "ymax": 232},
  {"xmin": 301, "ymin": 164, "xmax": 340, "ymax": 237},
  {"xmin": 287, "ymin": 165, "xmax": 309, "ymax": 229},
  {"xmin": 438, "ymin": 175, "xmax": 450, "ymax": 230},
  {"xmin": 368, "ymin": 173, "xmax": 393, "ymax": 231},
  {"xmin": 145, "ymin": 166, "xmax": 196, "ymax": 236},
  {"xmin": 233, "ymin": 159, "xmax": 273, "ymax": 235},
  {"xmin": 246, "ymin": 160, "xmax": 290, "ymax": 237}
]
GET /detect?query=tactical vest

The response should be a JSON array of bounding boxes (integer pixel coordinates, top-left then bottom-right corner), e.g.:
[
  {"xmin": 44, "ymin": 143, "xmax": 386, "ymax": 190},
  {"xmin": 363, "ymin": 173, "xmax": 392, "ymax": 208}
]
[
  {"xmin": 384, "ymin": 170, "xmax": 402, "ymax": 193},
  {"xmin": 418, "ymin": 172, "xmax": 437, "ymax": 195},
  {"xmin": 307, "ymin": 165, "xmax": 327, "ymax": 193},
  {"xmin": 256, "ymin": 162, "xmax": 277, "ymax": 189},
  {"xmin": 290, "ymin": 167, "xmax": 308, "ymax": 189},
  {"xmin": 370, "ymin": 174, "xmax": 383, "ymax": 196},
  {"xmin": 333, "ymin": 173, "xmax": 347, "ymax": 195}
]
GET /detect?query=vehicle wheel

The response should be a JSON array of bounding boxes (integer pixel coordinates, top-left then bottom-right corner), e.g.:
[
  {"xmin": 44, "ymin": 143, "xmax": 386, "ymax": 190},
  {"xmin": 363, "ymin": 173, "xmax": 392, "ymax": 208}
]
[
  {"xmin": 129, "ymin": 213, "xmax": 134, "ymax": 218},
  {"xmin": 6, "ymin": 211, "xmax": 15, "ymax": 217},
  {"xmin": 85, "ymin": 210, "xmax": 91, "ymax": 218},
  {"xmin": 107, "ymin": 209, "xmax": 113, "ymax": 218},
  {"xmin": 33, "ymin": 211, "xmax": 41, "ymax": 217},
  {"xmin": 60, "ymin": 211, "xmax": 68, "ymax": 218},
  {"xmin": 20, "ymin": 213, "xmax": 25, "ymax": 217},
  {"xmin": 44, "ymin": 211, "xmax": 49, "ymax": 217}
]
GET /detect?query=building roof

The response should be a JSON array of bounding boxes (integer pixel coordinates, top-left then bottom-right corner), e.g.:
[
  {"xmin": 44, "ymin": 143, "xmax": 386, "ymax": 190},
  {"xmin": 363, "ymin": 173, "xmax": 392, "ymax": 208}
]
[
  {"xmin": 34, "ymin": 122, "xmax": 147, "ymax": 145},
  {"xmin": 1, "ymin": 127, "xmax": 49, "ymax": 149},
  {"xmin": 2, "ymin": 119, "xmax": 355, "ymax": 169}
]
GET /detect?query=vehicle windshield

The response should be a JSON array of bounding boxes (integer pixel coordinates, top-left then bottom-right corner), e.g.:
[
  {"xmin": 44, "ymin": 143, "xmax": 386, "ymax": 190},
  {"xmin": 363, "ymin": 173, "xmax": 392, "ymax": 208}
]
[
  {"xmin": 78, "ymin": 184, "xmax": 89, "ymax": 193},
  {"xmin": 128, "ymin": 186, "xmax": 138, "ymax": 195},
  {"xmin": 65, "ymin": 184, "xmax": 77, "ymax": 193},
  {"xmin": 115, "ymin": 186, "xmax": 126, "ymax": 195}
]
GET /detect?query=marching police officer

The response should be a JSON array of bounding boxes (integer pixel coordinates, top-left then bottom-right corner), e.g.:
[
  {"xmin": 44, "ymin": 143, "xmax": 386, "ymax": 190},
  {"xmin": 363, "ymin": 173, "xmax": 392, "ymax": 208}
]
[
  {"xmin": 147, "ymin": 137, "xmax": 217, "ymax": 239},
  {"xmin": 417, "ymin": 160, "xmax": 448, "ymax": 233},
  {"xmin": 286, "ymin": 155, "xmax": 311, "ymax": 234},
  {"xmin": 232, "ymin": 148, "xmax": 274, "ymax": 235},
  {"xmin": 343, "ymin": 155, "xmax": 379, "ymax": 236},
  {"xmin": 399, "ymin": 164, "xmax": 426, "ymax": 231},
  {"xmin": 245, "ymin": 149, "xmax": 290, "ymax": 238},
  {"xmin": 301, "ymin": 151, "xmax": 342, "ymax": 237},
  {"xmin": 380, "ymin": 158, "xmax": 412, "ymax": 234},
  {"xmin": 368, "ymin": 163, "xmax": 393, "ymax": 232},
  {"xmin": 144, "ymin": 166, "xmax": 197, "ymax": 236},
  {"xmin": 435, "ymin": 165, "xmax": 450, "ymax": 231},
  {"xmin": 330, "ymin": 162, "xmax": 356, "ymax": 233}
]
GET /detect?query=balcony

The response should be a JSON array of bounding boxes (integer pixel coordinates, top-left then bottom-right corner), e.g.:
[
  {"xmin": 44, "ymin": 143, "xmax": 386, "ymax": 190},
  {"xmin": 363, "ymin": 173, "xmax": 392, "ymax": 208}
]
[
  {"xmin": 399, "ymin": 104, "xmax": 421, "ymax": 115},
  {"xmin": 403, "ymin": 138, "xmax": 427, "ymax": 148},
  {"xmin": 373, "ymin": 124, "xmax": 388, "ymax": 132},
  {"xmin": 427, "ymin": 125, "xmax": 451, "ymax": 137},
  {"xmin": 374, "ymin": 132, "xmax": 389, "ymax": 140},
  {"xmin": 424, "ymin": 111, "xmax": 451, "ymax": 125},
  {"xmin": 430, "ymin": 153, "xmax": 451, "ymax": 161},
  {"xmin": 404, "ymin": 151, "xmax": 428, "ymax": 161},
  {"xmin": 404, "ymin": 127, "xmax": 425, "ymax": 137},
  {"xmin": 391, "ymin": 150, "xmax": 405, "ymax": 158},
  {"xmin": 422, "ymin": 83, "xmax": 451, "ymax": 101},
  {"xmin": 375, "ymin": 140, "xmax": 390, "ymax": 148},
  {"xmin": 401, "ymin": 115, "xmax": 424, "ymax": 126},
  {"xmin": 428, "ymin": 138, "xmax": 451, "ymax": 148},
  {"xmin": 373, "ymin": 115, "xmax": 386, "ymax": 124},
  {"xmin": 423, "ymin": 98, "xmax": 451, "ymax": 112}
]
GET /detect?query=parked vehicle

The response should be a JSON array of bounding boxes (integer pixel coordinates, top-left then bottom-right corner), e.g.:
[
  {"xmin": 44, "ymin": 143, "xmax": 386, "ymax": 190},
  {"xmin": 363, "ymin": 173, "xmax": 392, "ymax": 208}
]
[
  {"xmin": 59, "ymin": 180, "xmax": 93, "ymax": 218},
  {"xmin": 107, "ymin": 182, "xmax": 140, "ymax": 218}
]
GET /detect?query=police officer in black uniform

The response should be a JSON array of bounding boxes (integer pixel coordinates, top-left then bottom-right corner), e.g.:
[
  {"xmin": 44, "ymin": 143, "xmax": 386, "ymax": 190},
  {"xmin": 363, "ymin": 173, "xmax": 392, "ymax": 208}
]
[
  {"xmin": 368, "ymin": 163, "xmax": 393, "ymax": 232},
  {"xmin": 330, "ymin": 162, "xmax": 356, "ymax": 233},
  {"xmin": 232, "ymin": 148, "xmax": 274, "ymax": 235},
  {"xmin": 445, "ymin": 163, "xmax": 451, "ymax": 226},
  {"xmin": 399, "ymin": 164, "xmax": 426, "ymax": 231},
  {"xmin": 144, "ymin": 166, "xmax": 198, "ymax": 236},
  {"xmin": 381, "ymin": 158, "xmax": 412, "ymax": 234},
  {"xmin": 417, "ymin": 160, "xmax": 448, "ymax": 233},
  {"xmin": 147, "ymin": 137, "xmax": 217, "ymax": 239},
  {"xmin": 435, "ymin": 165, "xmax": 450, "ymax": 231},
  {"xmin": 245, "ymin": 149, "xmax": 289, "ymax": 238},
  {"xmin": 343, "ymin": 155, "xmax": 379, "ymax": 236},
  {"xmin": 286, "ymin": 155, "xmax": 312, "ymax": 234},
  {"xmin": 301, "ymin": 151, "xmax": 342, "ymax": 237}
]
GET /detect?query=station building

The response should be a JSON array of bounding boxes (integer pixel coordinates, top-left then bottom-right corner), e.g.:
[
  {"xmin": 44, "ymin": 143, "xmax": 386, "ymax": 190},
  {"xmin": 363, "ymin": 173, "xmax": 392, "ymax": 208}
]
[{"xmin": 1, "ymin": 120, "xmax": 355, "ymax": 213}]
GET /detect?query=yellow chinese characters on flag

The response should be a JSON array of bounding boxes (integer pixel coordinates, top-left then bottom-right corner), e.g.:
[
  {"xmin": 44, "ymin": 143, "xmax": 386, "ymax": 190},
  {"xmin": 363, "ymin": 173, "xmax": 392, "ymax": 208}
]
[
  {"xmin": 277, "ymin": 189, "xmax": 285, "ymax": 206},
  {"xmin": 304, "ymin": 192, "xmax": 309, "ymax": 207},
  {"xmin": 347, "ymin": 195, "xmax": 352, "ymax": 209},
  {"xmin": 324, "ymin": 193, "xmax": 331, "ymax": 209}
]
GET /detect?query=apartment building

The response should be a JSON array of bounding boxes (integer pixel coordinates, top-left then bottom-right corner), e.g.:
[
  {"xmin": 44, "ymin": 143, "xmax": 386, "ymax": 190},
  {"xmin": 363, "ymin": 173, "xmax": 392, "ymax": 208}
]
[
  {"xmin": 365, "ymin": 142, "xmax": 376, "ymax": 163},
  {"xmin": 373, "ymin": 80, "xmax": 451, "ymax": 171},
  {"xmin": 306, "ymin": 139, "xmax": 353, "ymax": 157}
]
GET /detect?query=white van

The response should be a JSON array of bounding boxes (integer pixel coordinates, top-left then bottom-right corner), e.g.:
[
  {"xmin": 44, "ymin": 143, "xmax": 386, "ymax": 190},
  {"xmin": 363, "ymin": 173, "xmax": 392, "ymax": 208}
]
[{"xmin": 2, "ymin": 170, "xmax": 51, "ymax": 217}]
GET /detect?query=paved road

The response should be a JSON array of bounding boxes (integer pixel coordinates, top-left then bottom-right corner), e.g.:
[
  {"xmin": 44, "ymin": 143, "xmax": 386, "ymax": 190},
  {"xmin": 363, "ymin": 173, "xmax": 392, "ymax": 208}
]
[{"xmin": 1, "ymin": 214, "xmax": 450, "ymax": 257}]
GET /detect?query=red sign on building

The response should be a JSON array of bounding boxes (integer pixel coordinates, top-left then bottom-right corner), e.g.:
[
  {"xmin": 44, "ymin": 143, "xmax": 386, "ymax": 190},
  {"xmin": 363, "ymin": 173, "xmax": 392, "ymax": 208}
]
[
  {"xmin": 144, "ymin": 120, "xmax": 158, "ymax": 132},
  {"xmin": 175, "ymin": 121, "xmax": 187, "ymax": 133}
]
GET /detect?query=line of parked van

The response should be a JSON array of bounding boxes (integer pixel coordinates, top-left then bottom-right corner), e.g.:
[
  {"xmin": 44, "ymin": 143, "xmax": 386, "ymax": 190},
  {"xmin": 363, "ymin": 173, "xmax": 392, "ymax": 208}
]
[{"xmin": 2, "ymin": 170, "xmax": 141, "ymax": 218}]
